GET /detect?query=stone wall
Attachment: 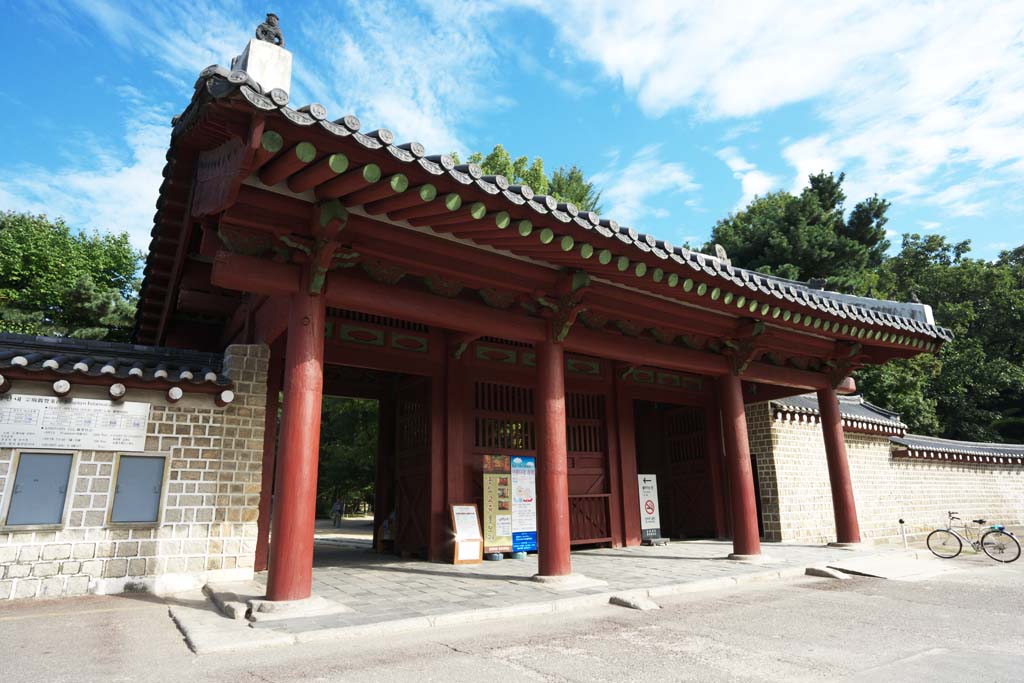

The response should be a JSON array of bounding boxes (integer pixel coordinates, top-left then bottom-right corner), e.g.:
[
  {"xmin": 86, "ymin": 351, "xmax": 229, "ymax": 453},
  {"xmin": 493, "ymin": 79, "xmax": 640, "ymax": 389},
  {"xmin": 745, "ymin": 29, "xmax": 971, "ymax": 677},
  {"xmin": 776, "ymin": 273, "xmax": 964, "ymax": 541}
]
[
  {"xmin": 0, "ymin": 344, "xmax": 268, "ymax": 600},
  {"xmin": 748, "ymin": 403, "xmax": 1024, "ymax": 544}
]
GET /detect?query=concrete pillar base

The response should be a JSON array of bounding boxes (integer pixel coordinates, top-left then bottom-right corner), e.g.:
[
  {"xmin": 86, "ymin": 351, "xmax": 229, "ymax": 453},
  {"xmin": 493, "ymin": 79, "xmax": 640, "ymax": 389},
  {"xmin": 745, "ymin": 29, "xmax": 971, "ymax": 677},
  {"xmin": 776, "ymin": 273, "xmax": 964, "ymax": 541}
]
[
  {"xmin": 727, "ymin": 553, "xmax": 779, "ymax": 564},
  {"xmin": 827, "ymin": 542, "xmax": 865, "ymax": 549},
  {"xmin": 531, "ymin": 573, "xmax": 608, "ymax": 591},
  {"xmin": 248, "ymin": 594, "xmax": 352, "ymax": 622}
]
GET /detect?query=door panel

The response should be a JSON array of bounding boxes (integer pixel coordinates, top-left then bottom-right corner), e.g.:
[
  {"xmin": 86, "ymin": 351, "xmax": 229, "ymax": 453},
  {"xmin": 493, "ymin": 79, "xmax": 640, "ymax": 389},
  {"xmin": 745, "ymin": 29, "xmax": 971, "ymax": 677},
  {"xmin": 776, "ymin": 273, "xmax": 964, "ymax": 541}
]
[
  {"xmin": 394, "ymin": 376, "xmax": 430, "ymax": 556},
  {"xmin": 665, "ymin": 406, "xmax": 714, "ymax": 538}
]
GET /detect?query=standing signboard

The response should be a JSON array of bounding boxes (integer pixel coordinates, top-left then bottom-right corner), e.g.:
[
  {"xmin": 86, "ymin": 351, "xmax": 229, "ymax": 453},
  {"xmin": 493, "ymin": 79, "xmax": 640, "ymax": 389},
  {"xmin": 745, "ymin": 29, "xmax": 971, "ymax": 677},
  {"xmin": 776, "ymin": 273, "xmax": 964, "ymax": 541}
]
[
  {"xmin": 450, "ymin": 504, "xmax": 483, "ymax": 564},
  {"xmin": 482, "ymin": 455, "xmax": 513, "ymax": 554},
  {"xmin": 510, "ymin": 456, "xmax": 538, "ymax": 552},
  {"xmin": 637, "ymin": 474, "xmax": 662, "ymax": 542}
]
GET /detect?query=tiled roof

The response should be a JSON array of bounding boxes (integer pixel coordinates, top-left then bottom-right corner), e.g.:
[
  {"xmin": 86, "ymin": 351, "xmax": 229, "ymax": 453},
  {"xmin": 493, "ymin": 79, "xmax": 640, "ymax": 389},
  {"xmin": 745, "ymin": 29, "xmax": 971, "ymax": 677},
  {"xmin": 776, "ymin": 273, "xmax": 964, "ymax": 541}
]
[
  {"xmin": 891, "ymin": 434, "xmax": 1024, "ymax": 465},
  {"xmin": 140, "ymin": 66, "xmax": 954, "ymax": 347},
  {"xmin": 772, "ymin": 393, "xmax": 906, "ymax": 434},
  {"xmin": 0, "ymin": 333, "xmax": 229, "ymax": 386}
]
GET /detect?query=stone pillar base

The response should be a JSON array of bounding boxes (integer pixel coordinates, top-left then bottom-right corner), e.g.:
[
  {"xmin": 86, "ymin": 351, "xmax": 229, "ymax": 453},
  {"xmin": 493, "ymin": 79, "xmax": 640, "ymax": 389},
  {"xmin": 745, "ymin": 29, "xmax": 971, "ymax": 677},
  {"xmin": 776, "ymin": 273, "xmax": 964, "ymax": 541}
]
[
  {"xmin": 531, "ymin": 573, "xmax": 607, "ymax": 591},
  {"xmin": 728, "ymin": 553, "xmax": 780, "ymax": 564},
  {"xmin": 827, "ymin": 541, "xmax": 864, "ymax": 549}
]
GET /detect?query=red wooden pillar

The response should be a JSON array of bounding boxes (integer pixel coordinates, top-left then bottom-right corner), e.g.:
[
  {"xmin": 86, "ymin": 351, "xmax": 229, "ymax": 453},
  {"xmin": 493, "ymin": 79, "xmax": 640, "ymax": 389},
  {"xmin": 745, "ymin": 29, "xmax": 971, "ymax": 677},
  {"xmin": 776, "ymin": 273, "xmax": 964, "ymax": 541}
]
[
  {"xmin": 266, "ymin": 291, "xmax": 326, "ymax": 601},
  {"xmin": 535, "ymin": 338, "xmax": 572, "ymax": 576},
  {"xmin": 372, "ymin": 394, "xmax": 396, "ymax": 550},
  {"xmin": 717, "ymin": 374, "xmax": 761, "ymax": 557},
  {"xmin": 614, "ymin": 372, "xmax": 642, "ymax": 547},
  {"xmin": 603, "ymin": 362, "xmax": 625, "ymax": 548},
  {"xmin": 817, "ymin": 387, "xmax": 862, "ymax": 544},
  {"xmin": 703, "ymin": 386, "xmax": 729, "ymax": 540},
  {"xmin": 428, "ymin": 328, "xmax": 447, "ymax": 562},
  {"xmin": 254, "ymin": 353, "xmax": 282, "ymax": 572}
]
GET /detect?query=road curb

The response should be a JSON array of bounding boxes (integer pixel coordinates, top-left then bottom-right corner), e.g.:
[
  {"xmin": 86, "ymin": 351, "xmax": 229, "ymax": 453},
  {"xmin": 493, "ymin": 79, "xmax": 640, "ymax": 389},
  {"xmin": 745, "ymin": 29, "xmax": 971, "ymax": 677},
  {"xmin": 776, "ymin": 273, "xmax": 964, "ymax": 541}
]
[{"xmin": 177, "ymin": 549, "xmax": 928, "ymax": 652}]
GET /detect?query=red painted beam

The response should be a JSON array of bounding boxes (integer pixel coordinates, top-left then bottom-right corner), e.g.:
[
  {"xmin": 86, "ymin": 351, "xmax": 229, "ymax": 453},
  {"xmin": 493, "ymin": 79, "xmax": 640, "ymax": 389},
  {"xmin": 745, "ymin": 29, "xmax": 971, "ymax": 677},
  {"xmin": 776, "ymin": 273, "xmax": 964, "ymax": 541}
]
[
  {"xmin": 324, "ymin": 271, "xmax": 547, "ymax": 342},
  {"xmin": 211, "ymin": 251, "xmax": 301, "ymax": 297},
  {"xmin": 252, "ymin": 295, "xmax": 291, "ymax": 345},
  {"xmin": 176, "ymin": 289, "xmax": 242, "ymax": 317}
]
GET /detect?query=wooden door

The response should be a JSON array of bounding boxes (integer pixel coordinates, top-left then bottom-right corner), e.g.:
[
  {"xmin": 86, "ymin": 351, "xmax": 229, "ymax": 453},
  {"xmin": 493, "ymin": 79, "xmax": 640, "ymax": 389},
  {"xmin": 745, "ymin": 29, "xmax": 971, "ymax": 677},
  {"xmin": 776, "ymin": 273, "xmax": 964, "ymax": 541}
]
[
  {"xmin": 665, "ymin": 406, "xmax": 714, "ymax": 538},
  {"xmin": 394, "ymin": 376, "xmax": 431, "ymax": 556},
  {"xmin": 567, "ymin": 391, "xmax": 612, "ymax": 545}
]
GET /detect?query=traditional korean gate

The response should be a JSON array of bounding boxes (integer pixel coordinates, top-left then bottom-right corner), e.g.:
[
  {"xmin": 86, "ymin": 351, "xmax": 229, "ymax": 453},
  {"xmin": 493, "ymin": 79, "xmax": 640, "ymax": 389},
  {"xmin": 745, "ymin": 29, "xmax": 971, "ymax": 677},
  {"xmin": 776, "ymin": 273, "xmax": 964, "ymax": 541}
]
[
  {"xmin": 664, "ymin": 406, "xmax": 713, "ymax": 538},
  {"xmin": 394, "ymin": 376, "xmax": 431, "ymax": 556}
]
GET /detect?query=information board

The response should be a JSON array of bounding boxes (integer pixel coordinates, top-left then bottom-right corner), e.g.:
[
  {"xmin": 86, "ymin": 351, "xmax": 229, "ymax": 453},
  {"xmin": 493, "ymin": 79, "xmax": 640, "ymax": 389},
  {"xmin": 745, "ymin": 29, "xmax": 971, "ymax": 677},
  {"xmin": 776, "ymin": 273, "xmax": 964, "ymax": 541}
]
[
  {"xmin": 450, "ymin": 504, "xmax": 483, "ymax": 564},
  {"xmin": 637, "ymin": 474, "xmax": 662, "ymax": 541},
  {"xmin": 510, "ymin": 456, "xmax": 538, "ymax": 552},
  {"xmin": 0, "ymin": 394, "xmax": 150, "ymax": 451},
  {"xmin": 482, "ymin": 454, "xmax": 513, "ymax": 554}
]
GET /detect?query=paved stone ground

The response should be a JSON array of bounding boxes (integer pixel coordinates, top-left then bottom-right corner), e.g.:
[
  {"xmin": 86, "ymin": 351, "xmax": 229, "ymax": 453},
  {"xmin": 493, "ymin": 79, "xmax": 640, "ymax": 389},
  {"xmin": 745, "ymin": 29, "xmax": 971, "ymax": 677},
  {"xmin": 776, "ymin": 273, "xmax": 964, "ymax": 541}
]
[
  {"xmin": 247, "ymin": 537, "xmax": 909, "ymax": 637},
  {"xmin": 3, "ymin": 547, "xmax": 1021, "ymax": 681}
]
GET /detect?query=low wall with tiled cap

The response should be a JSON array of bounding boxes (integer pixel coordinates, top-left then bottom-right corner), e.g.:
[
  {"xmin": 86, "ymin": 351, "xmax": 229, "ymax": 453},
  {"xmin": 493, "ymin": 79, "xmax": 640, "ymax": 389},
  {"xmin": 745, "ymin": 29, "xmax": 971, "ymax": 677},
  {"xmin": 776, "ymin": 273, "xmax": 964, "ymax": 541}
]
[
  {"xmin": 748, "ymin": 402, "xmax": 1024, "ymax": 544},
  {"xmin": 0, "ymin": 344, "xmax": 268, "ymax": 601}
]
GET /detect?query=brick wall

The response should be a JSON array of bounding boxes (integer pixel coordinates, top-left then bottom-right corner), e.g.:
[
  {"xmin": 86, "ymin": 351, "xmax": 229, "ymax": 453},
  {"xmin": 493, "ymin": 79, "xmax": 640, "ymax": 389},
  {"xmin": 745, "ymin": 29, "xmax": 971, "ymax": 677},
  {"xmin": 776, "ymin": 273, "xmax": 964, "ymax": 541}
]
[
  {"xmin": 748, "ymin": 403, "xmax": 1024, "ymax": 545},
  {"xmin": 0, "ymin": 344, "xmax": 268, "ymax": 601}
]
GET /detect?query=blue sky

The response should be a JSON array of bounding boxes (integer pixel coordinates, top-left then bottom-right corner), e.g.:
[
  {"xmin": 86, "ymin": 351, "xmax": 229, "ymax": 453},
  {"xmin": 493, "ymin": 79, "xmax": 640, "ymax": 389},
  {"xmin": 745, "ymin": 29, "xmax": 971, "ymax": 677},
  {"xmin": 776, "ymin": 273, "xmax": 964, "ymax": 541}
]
[{"xmin": 2, "ymin": 1, "xmax": 1022, "ymax": 259}]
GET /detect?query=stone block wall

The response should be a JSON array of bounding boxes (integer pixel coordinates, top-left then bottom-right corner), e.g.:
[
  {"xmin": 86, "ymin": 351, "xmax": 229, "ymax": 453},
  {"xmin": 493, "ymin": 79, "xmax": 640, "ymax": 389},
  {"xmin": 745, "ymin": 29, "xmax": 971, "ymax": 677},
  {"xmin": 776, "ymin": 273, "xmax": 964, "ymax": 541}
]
[
  {"xmin": 748, "ymin": 403, "xmax": 1024, "ymax": 544},
  {"xmin": 0, "ymin": 344, "xmax": 268, "ymax": 601}
]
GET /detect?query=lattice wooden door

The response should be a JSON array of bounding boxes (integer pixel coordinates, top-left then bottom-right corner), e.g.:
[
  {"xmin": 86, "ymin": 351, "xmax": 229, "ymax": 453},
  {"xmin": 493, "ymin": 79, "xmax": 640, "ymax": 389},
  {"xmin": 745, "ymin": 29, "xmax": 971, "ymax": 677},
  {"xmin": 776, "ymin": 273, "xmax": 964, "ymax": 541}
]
[
  {"xmin": 567, "ymin": 391, "xmax": 611, "ymax": 545},
  {"xmin": 665, "ymin": 406, "xmax": 714, "ymax": 538},
  {"xmin": 394, "ymin": 376, "xmax": 431, "ymax": 556}
]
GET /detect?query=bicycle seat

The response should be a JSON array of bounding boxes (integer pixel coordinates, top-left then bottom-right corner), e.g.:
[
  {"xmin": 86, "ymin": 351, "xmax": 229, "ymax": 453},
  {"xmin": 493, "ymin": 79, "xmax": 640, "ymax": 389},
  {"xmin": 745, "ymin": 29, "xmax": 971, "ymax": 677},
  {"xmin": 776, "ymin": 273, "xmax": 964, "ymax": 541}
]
[{"xmin": 973, "ymin": 519, "xmax": 987, "ymax": 524}]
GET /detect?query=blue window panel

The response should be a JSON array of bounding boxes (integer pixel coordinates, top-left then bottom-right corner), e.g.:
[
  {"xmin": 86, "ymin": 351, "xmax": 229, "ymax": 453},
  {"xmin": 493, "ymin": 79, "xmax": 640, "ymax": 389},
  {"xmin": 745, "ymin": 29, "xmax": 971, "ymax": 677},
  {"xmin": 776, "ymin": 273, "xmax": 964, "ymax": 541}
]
[
  {"xmin": 111, "ymin": 456, "xmax": 165, "ymax": 524},
  {"xmin": 6, "ymin": 453, "xmax": 73, "ymax": 526}
]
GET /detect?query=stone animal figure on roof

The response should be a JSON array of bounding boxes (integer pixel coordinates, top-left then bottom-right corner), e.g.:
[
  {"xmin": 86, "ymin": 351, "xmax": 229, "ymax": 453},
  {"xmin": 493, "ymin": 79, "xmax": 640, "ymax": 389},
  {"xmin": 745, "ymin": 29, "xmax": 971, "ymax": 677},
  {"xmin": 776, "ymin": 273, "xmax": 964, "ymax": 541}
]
[{"xmin": 256, "ymin": 12, "xmax": 285, "ymax": 47}]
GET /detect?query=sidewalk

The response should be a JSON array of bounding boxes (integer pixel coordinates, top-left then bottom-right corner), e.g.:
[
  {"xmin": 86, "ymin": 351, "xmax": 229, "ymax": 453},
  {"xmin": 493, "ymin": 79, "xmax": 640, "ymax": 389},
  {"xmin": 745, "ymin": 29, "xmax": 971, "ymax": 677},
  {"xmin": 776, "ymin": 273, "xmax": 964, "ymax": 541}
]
[{"xmin": 171, "ymin": 538, "xmax": 921, "ymax": 653}]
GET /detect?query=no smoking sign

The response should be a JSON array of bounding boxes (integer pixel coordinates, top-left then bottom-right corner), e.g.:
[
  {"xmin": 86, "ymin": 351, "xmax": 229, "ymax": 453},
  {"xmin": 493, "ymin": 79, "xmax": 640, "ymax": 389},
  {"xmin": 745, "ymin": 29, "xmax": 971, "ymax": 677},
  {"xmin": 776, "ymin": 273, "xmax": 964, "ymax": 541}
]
[{"xmin": 637, "ymin": 475, "xmax": 662, "ymax": 541}]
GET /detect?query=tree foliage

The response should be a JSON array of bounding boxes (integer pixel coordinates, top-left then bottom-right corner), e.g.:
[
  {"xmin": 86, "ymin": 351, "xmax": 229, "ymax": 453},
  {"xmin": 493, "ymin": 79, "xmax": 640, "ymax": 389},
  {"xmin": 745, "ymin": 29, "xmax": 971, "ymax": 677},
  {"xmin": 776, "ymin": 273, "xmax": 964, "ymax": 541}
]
[
  {"xmin": 452, "ymin": 145, "xmax": 601, "ymax": 212},
  {"xmin": 709, "ymin": 177, "xmax": 1024, "ymax": 442},
  {"xmin": 857, "ymin": 235, "xmax": 1024, "ymax": 441},
  {"xmin": 317, "ymin": 397, "xmax": 378, "ymax": 515},
  {"xmin": 0, "ymin": 211, "xmax": 141, "ymax": 341},
  {"xmin": 706, "ymin": 172, "xmax": 889, "ymax": 294}
]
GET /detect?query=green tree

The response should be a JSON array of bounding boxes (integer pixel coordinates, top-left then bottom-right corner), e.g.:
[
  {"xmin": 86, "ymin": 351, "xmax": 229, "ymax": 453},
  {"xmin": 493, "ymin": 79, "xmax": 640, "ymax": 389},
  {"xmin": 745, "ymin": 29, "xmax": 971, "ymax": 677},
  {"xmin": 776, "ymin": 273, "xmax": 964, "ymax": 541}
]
[
  {"xmin": 0, "ymin": 211, "xmax": 142, "ymax": 340},
  {"xmin": 706, "ymin": 172, "xmax": 890, "ymax": 293},
  {"xmin": 858, "ymin": 234, "xmax": 1024, "ymax": 442},
  {"xmin": 317, "ymin": 397, "xmax": 378, "ymax": 516},
  {"xmin": 549, "ymin": 164, "xmax": 602, "ymax": 213}
]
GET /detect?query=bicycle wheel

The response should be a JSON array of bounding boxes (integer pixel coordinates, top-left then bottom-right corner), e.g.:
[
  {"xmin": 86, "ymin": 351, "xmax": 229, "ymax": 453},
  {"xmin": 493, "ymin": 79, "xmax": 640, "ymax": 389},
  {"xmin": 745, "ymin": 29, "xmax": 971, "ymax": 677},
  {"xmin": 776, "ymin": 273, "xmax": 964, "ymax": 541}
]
[
  {"xmin": 927, "ymin": 529, "xmax": 962, "ymax": 558},
  {"xmin": 981, "ymin": 530, "xmax": 1021, "ymax": 563}
]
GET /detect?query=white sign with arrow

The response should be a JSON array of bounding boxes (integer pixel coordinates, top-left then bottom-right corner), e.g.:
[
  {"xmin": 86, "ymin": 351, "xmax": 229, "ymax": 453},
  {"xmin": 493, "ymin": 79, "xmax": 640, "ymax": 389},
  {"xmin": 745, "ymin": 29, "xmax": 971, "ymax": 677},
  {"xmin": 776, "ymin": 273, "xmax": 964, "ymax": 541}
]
[{"xmin": 637, "ymin": 474, "xmax": 662, "ymax": 542}]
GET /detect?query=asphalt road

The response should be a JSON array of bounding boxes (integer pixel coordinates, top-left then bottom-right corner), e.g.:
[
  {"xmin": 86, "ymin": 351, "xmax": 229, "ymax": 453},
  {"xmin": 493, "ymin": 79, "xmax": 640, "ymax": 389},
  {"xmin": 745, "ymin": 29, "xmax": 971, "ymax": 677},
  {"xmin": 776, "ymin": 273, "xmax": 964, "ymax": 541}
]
[{"xmin": 1, "ymin": 551, "xmax": 1021, "ymax": 682}]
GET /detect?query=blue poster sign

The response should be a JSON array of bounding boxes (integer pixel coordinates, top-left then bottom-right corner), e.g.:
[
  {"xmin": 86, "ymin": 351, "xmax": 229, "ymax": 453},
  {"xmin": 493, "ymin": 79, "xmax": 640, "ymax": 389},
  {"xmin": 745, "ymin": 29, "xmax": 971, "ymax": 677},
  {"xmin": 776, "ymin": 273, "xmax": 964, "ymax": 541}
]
[{"xmin": 510, "ymin": 456, "xmax": 538, "ymax": 552}]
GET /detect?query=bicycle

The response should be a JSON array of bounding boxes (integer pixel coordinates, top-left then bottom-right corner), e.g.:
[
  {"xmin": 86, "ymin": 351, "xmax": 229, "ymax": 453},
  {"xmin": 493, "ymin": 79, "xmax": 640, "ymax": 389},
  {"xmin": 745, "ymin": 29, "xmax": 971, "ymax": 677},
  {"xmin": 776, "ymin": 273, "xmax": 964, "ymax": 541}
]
[{"xmin": 926, "ymin": 511, "xmax": 1020, "ymax": 563}]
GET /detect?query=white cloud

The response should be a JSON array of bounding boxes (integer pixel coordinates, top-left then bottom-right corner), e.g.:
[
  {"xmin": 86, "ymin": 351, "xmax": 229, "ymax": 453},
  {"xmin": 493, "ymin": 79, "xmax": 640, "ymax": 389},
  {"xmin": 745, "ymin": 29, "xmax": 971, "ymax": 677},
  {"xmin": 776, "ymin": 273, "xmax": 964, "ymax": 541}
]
[
  {"xmin": 1, "ymin": 1, "xmax": 513, "ymax": 247},
  {"xmin": 0, "ymin": 94, "xmax": 171, "ymax": 251},
  {"xmin": 918, "ymin": 220, "xmax": 942, "ymax": 231},
  {"xmin": 716, "ymin": 147, "xmax": 781, "ymax": 209},
  {"xmin": 532, "ymin": 0, "xmax": 1024, "ymax": 218},
  {"xmin": 292, "ymin": 1, "xmax": 506, "ymax": 153},
  {"xmin": 591, "ymin": 145, "xmax": 699, "ymax": 224}
]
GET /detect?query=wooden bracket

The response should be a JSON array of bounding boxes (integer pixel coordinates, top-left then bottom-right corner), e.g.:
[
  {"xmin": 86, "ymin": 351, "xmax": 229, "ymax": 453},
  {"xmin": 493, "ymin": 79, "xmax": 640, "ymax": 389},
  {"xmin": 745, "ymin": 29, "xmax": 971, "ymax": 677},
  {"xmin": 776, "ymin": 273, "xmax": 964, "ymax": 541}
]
[
  {"xmin": 449, "ymin": 332, "xmax": 481, "ymax": 360},
  {"xmin": 272, "ymin": 200, "xmax": 353, "ymax": 294},
  {"xmin": 532, "ymin": 270, "xmax": 591, "ymax": 342},
  {"xmin": 723, "ymin": 319, "xmax": 767, "ymax": 375},
  {"xmin": 824, "ymin": 341, "xmax": 867, "ymax": 387}
]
